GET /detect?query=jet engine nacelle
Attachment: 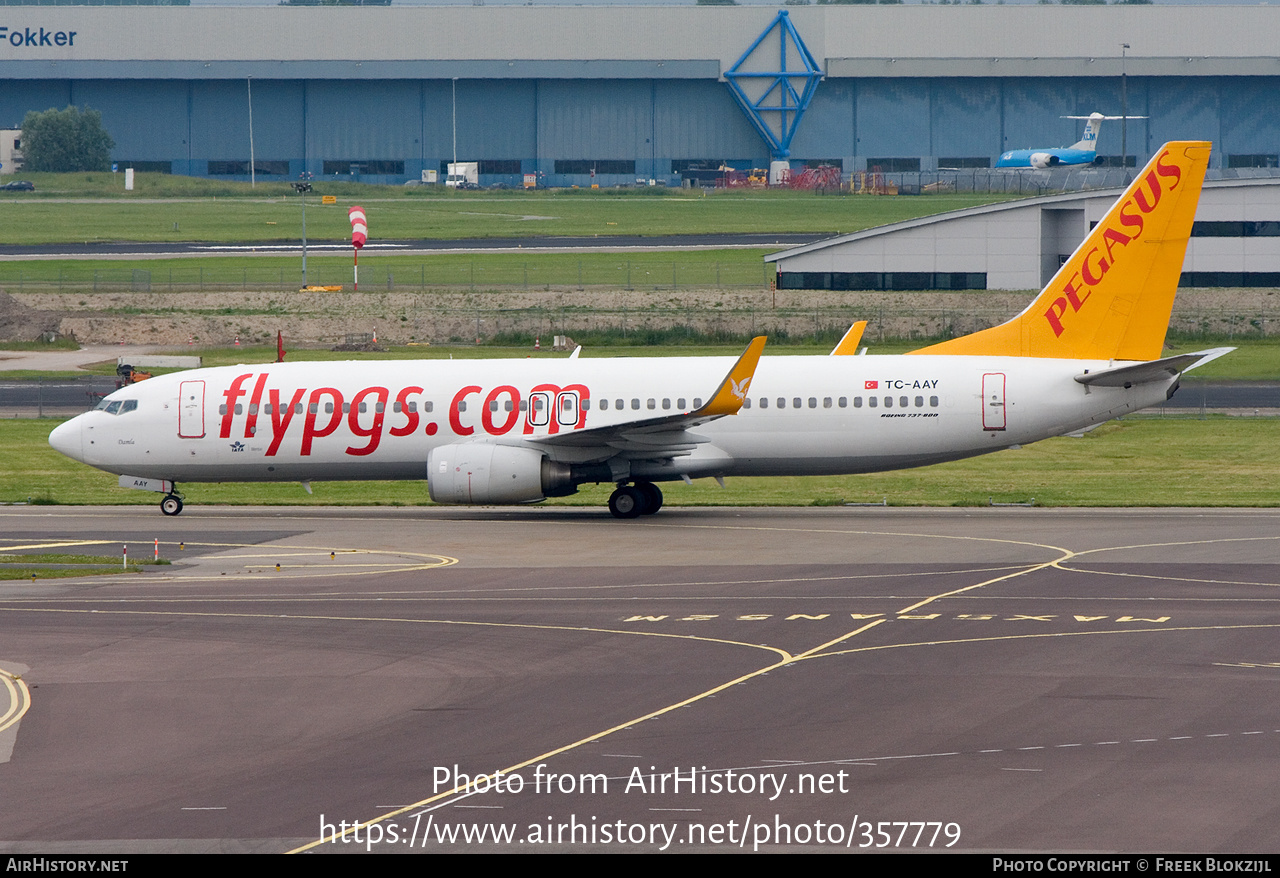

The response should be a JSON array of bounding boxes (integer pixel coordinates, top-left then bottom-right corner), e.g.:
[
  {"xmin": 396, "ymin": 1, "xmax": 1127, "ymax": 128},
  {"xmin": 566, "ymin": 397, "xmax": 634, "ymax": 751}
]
[
  {"xmin": 1029, "ymin": 152, "xmax": 1060, "ymax": 169},
  {"xmin": 427, "ymin": 443, "xmax": 575, "ymax": 504}
]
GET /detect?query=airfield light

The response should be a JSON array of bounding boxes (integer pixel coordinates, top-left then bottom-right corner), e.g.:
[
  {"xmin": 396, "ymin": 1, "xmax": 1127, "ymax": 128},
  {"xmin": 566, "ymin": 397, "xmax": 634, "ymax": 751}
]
[
  {"xmin": 1121, "ymin": 44, "xmax": 1130, "ymax": 184},
  {"xmin": 292, "ymin": 177, "xmax": 313, "ymax": 286},
  {"xmin": 247, "ymin": 76, "xmax": 256, "ymax": 189}
]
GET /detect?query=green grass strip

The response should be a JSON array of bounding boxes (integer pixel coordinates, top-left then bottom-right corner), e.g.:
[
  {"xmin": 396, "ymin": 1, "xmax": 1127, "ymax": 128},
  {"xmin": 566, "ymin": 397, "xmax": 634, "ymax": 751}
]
[
  {"xmin": 4, "ymin": 416, "xmax": 1277, "ymax": 509},
  {"xmin": 1, "ymin": 175, "xmax": 1010, "ymax": 244}
]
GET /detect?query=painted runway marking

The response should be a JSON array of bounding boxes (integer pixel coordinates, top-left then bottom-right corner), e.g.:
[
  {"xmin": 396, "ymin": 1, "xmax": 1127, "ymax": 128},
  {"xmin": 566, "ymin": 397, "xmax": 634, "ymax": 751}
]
[
  {"xmin": 620, "ymin": 612, "xmax": 1173, "ymax": 625},
  {"xmin": 9, "ymin": 510, "xmax": 1277, "ymax": 852},
  {"xmin": 810, "ymin": 622, "xmax": 1280, "ymax": 662},
  {"xmin": 663, "ymin": 729, "xmax": 1280, "ymax": 776},
  {"xmin": 0, "ymin": 538, "xmax": 458, "ymax": 584},
  {"xmin": 0, "ymin": 605, "xmax": 793, "ymax": 662},
  {"xmin": 0, "ymin": 540, "xmax": 118, "ymax": 553},
  {"xmin": 0, "ymin": 666, "xmax": 32, "ymax": 749}
]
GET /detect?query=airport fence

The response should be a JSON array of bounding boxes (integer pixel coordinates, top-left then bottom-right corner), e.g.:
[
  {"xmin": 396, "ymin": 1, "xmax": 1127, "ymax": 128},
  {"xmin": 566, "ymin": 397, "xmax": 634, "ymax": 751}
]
[
  {"xmin": 844, "ymin": 166, "xmax": 1280, "ymax": 197},
  {"xmin": 5, "ymin": 266, "xmax": 1277, "ymax": 346},
  {"xmin": 0, "ymin": 259, "xmax": 777, "ymax": 295},
  {"xmin": 852, "ymin": 168, "xmax": 1131, "ymax": 197},
  {"xmin": 103, "ymin": 304, "xmax": 1267, "ymax": 348},
  {"xmin": 421, "ymin": 306, "xmax": 1280, "ymax": 346}
]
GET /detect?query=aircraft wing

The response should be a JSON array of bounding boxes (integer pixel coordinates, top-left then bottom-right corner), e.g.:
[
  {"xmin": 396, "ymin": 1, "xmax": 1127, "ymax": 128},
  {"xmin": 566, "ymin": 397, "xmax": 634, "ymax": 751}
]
[
  {"xmin": 1074, "ymin": 348, "xmax": 1234, "ymax": 387},
  {"xmin": 528, "ymin": 336, "xmax": 765, "ymax": 453}
]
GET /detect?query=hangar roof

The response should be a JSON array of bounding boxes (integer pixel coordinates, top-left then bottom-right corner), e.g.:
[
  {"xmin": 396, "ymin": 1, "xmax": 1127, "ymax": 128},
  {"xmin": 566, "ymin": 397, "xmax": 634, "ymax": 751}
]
[
  {"xmin": 767, "ymin": 177, "xmax": 1280, "ymax": 265},
  {"xmin": 765, "ymin": 178, "xmax": 1280, "ymax": 292},
  {"xmin": 0, "ymin": 6, "xmax": 1276, "ymax": 80}
]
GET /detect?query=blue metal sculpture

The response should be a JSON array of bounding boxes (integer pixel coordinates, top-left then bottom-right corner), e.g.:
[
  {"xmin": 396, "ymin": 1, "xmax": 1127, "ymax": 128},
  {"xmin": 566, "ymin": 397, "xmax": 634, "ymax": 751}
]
[{"xmin": 724, "ymin": 10, "xmax": 823, "ymax": 160}]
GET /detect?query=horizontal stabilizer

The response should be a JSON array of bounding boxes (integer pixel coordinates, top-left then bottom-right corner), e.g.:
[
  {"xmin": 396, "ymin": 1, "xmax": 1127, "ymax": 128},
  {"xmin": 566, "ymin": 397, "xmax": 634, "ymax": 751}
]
[{"xmin": 1074, "ymin": 348, "xmax": 1234, "ymax": 387}]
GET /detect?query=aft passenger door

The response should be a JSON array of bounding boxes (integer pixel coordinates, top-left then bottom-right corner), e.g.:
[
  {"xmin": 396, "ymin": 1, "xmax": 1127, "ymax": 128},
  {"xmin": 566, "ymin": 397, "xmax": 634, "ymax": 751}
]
[{"xmin": 982, "ymin": 372, "xmax": 1006, "ymax": 431}]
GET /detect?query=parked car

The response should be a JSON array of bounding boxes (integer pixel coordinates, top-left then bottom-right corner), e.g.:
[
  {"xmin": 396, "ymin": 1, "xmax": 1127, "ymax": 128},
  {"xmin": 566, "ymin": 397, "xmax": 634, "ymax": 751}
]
[{"xmin": 1, "ymin": 180, "xmax": 35, "ymax": 191}]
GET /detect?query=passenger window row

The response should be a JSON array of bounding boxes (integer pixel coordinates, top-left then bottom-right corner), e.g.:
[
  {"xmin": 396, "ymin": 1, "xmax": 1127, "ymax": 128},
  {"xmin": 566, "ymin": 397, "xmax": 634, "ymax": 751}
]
[
  {"xmin": 744, "ymin": 396, "xmax": 941, "ymax": 410},
  {"xmin": 218, "ymin": 400, "xmax": 438, "ymax": 416},
  {"xmin": 213, "ymin": 394, "xmax": 941, "ymax": 418},
  {"xmin": 596, "ymin": 398, "xmax": 701, "ymax": 412}
]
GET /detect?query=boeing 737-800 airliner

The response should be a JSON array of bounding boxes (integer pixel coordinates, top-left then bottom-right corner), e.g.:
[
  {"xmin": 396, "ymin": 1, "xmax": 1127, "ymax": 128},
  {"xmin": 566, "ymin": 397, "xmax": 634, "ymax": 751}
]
[{"xmin": 50, "ymin": 142, "xmax": 1226, "ymax": 518}]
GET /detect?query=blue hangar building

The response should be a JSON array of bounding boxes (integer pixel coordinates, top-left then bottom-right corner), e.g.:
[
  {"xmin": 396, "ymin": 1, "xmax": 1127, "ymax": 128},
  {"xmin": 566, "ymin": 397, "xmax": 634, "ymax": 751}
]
[{"xmin": 1, "ymin": 5, "xmax": 1278, "ymax": 187}]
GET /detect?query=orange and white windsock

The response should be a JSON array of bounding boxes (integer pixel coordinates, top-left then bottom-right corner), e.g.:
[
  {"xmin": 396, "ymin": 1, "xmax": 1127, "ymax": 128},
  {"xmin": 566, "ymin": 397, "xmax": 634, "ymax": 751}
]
[{"xmin": 348, "ymin": 206, "xmax": 368, "ymax": 249}]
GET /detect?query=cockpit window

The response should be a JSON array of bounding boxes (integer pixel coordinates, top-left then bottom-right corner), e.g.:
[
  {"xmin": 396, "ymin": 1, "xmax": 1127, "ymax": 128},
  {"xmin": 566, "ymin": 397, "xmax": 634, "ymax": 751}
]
[{"xmin": 95, "ymin": 398, "xmax": 138, "ymax": 415}]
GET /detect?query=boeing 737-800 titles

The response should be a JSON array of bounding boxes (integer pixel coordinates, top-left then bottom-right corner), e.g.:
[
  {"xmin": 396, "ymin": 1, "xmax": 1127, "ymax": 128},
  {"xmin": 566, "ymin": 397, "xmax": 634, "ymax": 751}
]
[{"xmin": 50, "ymin": 142, "xmax": 1227, "ymax": 519}]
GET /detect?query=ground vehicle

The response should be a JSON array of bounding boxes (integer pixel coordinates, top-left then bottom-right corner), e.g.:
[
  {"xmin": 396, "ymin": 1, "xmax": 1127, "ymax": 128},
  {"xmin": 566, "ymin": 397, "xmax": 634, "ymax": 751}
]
[{"xmin": 445, "ymin": 162, "xmax": 479, "ymax": 189}]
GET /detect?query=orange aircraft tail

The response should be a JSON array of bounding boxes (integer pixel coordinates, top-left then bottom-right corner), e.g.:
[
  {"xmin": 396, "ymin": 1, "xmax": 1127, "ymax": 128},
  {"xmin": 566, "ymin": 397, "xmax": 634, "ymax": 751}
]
[{"xmin": 910, "ymin": 141, "xmax": 1211, "ymax": 361}]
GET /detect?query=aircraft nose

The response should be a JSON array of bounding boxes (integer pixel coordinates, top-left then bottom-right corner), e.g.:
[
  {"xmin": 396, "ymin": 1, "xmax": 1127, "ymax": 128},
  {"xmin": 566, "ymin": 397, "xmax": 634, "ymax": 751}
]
[{"xmin": 49, "ymin": 417, "xmax": 85, "ymax": 462}]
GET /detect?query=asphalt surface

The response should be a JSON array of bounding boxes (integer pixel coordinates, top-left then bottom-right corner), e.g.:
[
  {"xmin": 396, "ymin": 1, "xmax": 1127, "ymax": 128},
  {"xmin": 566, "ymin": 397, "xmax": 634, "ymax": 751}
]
[
  {"xmin": 1160, "ymin": 381, "xmax": 1279, "ymax": 411},
  {"xmin": 0, "ymin": 234, "xmax": 824, "ymax": 260},
  {"xmin": 2, "ymin": 506, "xmax": 1279, "ymax": 853}
]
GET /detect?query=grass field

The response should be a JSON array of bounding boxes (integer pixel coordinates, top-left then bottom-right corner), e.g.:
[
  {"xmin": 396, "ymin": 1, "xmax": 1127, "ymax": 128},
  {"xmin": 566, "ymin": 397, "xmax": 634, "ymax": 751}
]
[
  {"xmin": 3, "ymin": 416, "xmax": 1277, "ymax": 509},
  {"xmin": 0, "ymin": 173, "xmax": 1011, "ymax": 244},
  {"xmin": 0, "ymin": 248, "xmax": 780, "ymax": 293},
  {"xmin": 0, "ymin": 552, "xmax": 169, "ymax": 580}
]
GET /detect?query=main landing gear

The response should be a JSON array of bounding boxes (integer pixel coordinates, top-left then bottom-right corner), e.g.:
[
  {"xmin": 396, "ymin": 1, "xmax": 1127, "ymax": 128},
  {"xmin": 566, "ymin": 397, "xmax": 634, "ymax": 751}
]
[
  {"xmin": 608, "ymin": 481, "xmax": 663, "ymax": 519},
  {"xmin": 160, "ymin": 490, "xmax": 184, "ymax": 516}
]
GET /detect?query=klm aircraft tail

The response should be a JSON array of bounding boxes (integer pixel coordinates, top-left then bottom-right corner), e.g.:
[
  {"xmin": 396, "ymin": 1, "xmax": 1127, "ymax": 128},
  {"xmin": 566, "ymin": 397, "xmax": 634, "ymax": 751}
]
[
  {"xmin": 910, "ymin": 141, "xmax": 1211, "ymax": 361},
  {"xmin": 1069, "ymin": 112, "xmax": 1104, "ymax": 151}
]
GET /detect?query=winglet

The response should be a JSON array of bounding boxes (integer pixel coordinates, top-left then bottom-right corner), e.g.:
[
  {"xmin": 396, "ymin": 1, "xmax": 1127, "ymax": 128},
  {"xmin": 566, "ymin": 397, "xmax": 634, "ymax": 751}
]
[
  {"xmin": 696, "ymin": 336, "xmax": 766, "ymax": 417},
  {"xmin": 830, "ymin": 321, "xmax": 867, "ymax": 356}
]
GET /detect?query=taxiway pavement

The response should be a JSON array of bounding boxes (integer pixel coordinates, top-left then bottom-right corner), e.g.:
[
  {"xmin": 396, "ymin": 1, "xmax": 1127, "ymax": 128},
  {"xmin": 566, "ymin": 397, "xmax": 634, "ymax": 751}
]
[{"xmin": 1, "ymin": 506, "xmax": 1278, "ymax": 853}]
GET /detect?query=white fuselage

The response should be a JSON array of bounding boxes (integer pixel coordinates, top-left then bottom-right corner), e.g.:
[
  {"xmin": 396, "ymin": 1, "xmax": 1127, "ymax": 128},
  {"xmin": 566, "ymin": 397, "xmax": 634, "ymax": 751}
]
[{"xmin": 50, "ymin": 354, "xmax": 1173, "ymax": 488}]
